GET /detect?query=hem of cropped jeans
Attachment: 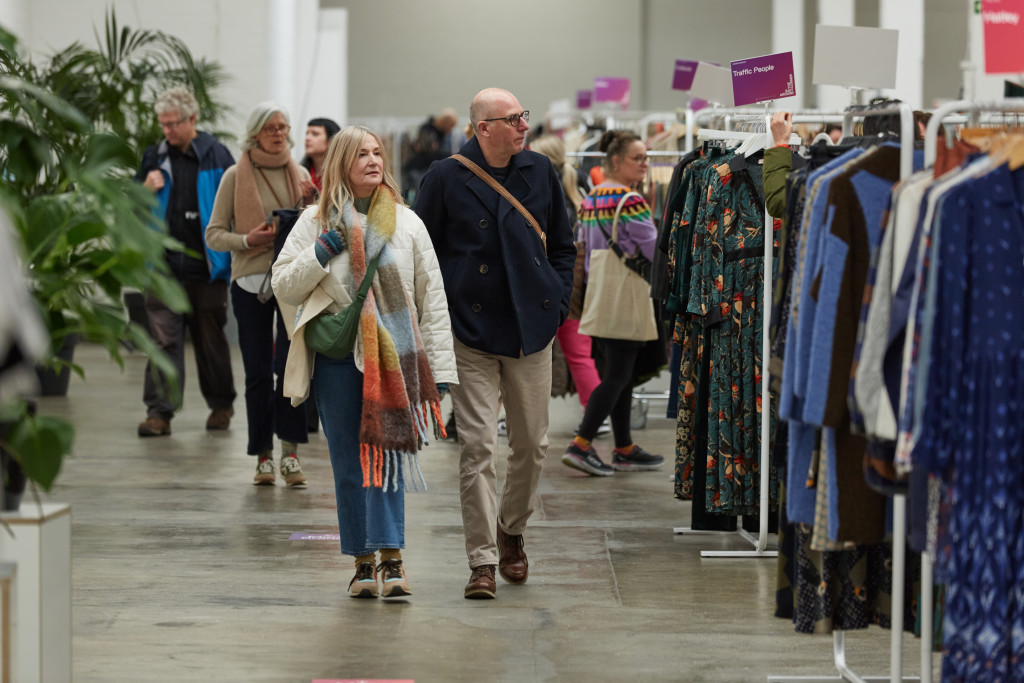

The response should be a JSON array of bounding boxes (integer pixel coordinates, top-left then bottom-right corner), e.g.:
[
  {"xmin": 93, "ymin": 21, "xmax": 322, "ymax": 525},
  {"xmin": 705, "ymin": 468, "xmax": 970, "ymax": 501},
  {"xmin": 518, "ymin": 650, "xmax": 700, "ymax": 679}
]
[{"xmin": 344, "ymin": 544, "xmax": 406, "ymax": 557}]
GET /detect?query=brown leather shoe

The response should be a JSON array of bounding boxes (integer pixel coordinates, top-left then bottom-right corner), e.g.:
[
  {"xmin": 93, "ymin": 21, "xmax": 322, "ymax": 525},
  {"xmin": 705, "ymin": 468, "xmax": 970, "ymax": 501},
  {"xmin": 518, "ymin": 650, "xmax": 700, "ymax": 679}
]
[
  {"xmin": 206, "ymin": 408, "xmax": 234, "ymax": 430},
  {"xmin": 464, "ymin": 564, "xmax": 496, "ymax": 599},
  {"xmin": 137, "ymin": 417, "xmax": 171, "ymax": 437},
  {"xmin": 497, "ymin": 525, "xmax": 528, "ymax": 584}
]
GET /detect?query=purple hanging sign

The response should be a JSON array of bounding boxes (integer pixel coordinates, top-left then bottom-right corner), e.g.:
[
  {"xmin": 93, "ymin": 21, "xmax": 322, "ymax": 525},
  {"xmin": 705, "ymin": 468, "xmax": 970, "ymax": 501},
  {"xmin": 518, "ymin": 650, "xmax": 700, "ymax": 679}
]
[
  {"xmin": 730, "ymin": 51, "xmax": 796, "ymax": 106},
  {"xmin": 576, "ymin": 89, "xmax": 593, "ymax": 109},
  {"xmin": 594, "ymin": 77, "xmax": 631, "ymax": 110},
  {"xmin": 672, "ymin": 59, "xmax": 700, "ymax": 91}
]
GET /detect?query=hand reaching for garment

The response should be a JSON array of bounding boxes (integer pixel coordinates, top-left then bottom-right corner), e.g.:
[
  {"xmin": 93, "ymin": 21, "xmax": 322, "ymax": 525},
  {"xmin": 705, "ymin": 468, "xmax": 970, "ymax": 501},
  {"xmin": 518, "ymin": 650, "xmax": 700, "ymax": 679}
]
[{"xmin": 770, "ymin": 111, "xmax": 794, "ymax": 147}]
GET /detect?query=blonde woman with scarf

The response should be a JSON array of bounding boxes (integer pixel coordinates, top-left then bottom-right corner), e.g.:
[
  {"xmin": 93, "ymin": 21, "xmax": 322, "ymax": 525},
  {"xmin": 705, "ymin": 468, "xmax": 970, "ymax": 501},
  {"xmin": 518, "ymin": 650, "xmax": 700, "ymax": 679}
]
[
  {"xmin": 205, "ymin": 103, "xmax": 311, "ymax": 486},
  {"xmin": 272, "ymin": 126, "xmax": 457, "ymax": 599}
]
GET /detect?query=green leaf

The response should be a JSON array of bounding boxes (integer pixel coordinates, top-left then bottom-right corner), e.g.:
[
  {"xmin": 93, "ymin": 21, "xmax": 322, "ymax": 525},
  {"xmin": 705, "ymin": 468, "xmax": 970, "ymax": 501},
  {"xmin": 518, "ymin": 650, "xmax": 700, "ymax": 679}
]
[{"xmin": 6, "ymin": 414, "xmax": 74, "ymax": 491}]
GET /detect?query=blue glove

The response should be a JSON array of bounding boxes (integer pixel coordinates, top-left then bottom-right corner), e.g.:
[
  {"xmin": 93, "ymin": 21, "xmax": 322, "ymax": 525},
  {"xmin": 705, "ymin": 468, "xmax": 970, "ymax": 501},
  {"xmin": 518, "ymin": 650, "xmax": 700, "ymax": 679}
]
[
  {"xmin": 435, "ymin": 383, "xmax": 449, "ymax": 398},
  {"xmin": 314, "ymin": 230, "xmax": 345, "ymax": 267}
]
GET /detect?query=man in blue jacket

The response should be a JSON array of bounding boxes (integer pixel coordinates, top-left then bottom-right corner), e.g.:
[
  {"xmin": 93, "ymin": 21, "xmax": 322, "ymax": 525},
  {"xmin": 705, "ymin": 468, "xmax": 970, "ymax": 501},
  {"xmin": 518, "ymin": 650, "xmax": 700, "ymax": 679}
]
[
  {"xmin": 414, "ymin": 88, "xmax": 576, "ymax": 599},
  {"xmin": 135, "ymin": 87, "xmax": 236, "ymax": 437}
]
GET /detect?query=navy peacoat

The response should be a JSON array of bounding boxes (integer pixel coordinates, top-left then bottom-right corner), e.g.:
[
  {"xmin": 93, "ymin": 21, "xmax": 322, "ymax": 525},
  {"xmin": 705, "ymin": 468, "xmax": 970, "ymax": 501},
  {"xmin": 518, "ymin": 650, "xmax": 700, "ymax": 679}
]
[{"xmin": 413, "ymin": 136, "xmax": 576, "ymax": 358}]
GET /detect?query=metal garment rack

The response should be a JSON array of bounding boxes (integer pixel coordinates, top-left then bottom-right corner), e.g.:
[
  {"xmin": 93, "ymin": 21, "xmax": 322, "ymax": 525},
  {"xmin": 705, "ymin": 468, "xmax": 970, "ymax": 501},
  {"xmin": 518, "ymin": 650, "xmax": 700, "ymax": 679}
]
[
  {"xmin": 672, "ymin": 115, "xmax": 778, "ymax": 559},
  {"xmin": 904, "ymin": 97, "xmax": 1024, "ymax": 683},
  {"xmin": 768, "ymin": 101, "xmax": 918, "ymax": 683},
  {"xmin": 682, "ymin": 107, "xmax": 849, "ymax": 152}
]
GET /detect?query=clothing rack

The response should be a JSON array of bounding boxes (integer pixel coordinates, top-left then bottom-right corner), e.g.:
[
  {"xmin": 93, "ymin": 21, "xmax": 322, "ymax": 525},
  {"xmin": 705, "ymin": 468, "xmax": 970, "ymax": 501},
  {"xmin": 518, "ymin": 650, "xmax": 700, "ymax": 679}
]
[
  {"xmin": 672, "ymin": 118, "xmax": 778, "ymax": 560},
  {"xmin": 684, "ymin": 108, "xmax": 848, "ymax": 152},
  {"xmin": 910, "ymin": 97, "xmax": 1024, "ymax": 683},
  {"xmin": 769, "ymin": 101, "xmax": 918, "ymax": 683}
]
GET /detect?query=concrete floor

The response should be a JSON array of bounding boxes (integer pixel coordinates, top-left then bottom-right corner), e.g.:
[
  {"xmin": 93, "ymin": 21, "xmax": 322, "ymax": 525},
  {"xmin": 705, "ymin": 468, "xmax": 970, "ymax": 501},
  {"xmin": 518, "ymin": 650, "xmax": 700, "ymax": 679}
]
[{"xmin": 32, "ymin": 342, "xmax": 941, "ymax": 682}]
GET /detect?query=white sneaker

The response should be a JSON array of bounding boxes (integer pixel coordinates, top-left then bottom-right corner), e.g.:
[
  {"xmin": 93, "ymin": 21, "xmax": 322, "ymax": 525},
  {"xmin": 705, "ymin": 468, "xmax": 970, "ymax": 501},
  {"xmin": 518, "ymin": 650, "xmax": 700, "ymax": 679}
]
[
  {"xmin": 497, "ymin": 417, "xmax": 507, "ymax": 438},
  {"xmin": 596, "ymin": 419, "xmax": 612, "ymax": 437}
]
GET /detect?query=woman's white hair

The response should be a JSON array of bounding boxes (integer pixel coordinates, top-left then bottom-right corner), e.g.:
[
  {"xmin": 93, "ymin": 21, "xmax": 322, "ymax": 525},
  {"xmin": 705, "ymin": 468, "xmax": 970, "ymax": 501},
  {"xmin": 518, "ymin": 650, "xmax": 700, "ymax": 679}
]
[{"xmin": 242, "ymin": 101, "xmax": 294, "ymax": 151}]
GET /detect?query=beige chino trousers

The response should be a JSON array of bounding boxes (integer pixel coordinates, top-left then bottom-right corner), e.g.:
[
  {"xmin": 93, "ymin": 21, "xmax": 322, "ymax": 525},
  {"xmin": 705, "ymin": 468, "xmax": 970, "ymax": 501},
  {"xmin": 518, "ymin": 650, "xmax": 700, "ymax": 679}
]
[{"xmin": 451, "ymin": 336, "xmax": 552, "ymax": 569}]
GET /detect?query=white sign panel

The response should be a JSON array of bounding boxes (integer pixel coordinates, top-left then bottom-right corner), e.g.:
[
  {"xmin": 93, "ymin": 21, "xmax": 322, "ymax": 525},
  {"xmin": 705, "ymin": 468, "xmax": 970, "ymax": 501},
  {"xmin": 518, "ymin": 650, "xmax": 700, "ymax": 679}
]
[
  {"xmin": 689, "ymin": 62, "xmax": 734, "ymax": 107},
  {"xmin": 812, "ymin": 24, "xmax": 899, "ymax": 89}
]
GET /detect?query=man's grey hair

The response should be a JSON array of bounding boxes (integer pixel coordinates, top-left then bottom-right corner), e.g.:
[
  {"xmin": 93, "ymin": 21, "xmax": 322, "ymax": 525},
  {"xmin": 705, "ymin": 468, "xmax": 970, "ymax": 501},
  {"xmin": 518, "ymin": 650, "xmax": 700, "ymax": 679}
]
[
  {"xmin": 242, "ymin": 101, "xmax": 294, "ymax": 151},
  {"xmin": 154, "ymin": 87, "xmax": 199, "ymax": 121}
]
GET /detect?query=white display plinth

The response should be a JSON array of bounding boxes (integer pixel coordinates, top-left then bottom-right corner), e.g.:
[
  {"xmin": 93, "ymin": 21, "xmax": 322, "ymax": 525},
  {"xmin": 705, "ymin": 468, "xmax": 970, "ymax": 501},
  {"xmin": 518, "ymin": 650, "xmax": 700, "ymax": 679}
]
[{"xmin": 0, "ymin": 503, "xmax": 71, "ymax": 683}]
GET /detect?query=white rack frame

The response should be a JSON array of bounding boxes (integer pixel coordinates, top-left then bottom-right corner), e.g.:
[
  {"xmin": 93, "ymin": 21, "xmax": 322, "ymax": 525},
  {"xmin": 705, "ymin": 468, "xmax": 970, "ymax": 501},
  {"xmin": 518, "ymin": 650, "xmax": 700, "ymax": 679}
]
[{"xmin": 671, "ymin": 114, "xmax": 778, "ymax": 559}]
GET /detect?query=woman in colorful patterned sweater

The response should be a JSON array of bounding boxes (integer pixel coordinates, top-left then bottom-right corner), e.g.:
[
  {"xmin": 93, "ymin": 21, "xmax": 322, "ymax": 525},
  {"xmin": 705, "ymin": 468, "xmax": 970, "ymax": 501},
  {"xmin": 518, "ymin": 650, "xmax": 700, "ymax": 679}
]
[{"xmin": 561, "ymin": 130, "xmax": 665, "ymax": 477}]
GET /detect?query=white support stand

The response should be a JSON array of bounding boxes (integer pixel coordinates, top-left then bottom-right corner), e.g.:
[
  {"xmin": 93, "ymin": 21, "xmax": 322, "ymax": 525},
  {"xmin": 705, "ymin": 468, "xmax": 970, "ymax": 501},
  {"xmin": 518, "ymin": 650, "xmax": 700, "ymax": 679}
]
[
  {"xmin": 770, "ymin": 101, "xmax": 918, "ymax": 683},
  {"xmin": 0, "ymin": 503, "xmax": 71, "ymax": 683}
]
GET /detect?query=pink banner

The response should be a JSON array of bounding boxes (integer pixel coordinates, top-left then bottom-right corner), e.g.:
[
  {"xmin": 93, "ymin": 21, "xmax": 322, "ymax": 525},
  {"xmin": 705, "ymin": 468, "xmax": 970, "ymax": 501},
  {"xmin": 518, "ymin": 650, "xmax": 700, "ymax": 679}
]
[
  {"xmin": 983, "ymin": 0, "xmax": 1024, "ymax": 73},
  {"xmin": 593, "ymin": 77, "xmax": 631, "ymax": 110}
]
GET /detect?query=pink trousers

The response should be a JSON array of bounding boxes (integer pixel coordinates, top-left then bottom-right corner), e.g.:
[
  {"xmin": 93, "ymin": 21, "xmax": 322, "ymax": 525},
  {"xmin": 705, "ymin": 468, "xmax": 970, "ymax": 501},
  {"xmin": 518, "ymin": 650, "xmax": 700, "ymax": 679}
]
[{"xmin": 556, "ymin": 318, "xmax": 600, "ymax": 407}]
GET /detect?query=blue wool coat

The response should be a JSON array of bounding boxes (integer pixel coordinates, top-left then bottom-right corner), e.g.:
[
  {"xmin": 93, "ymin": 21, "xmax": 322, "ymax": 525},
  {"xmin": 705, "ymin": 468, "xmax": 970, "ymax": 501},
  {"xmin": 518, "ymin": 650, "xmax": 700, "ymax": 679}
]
[{"xmin": 413, "ymin": 136, "xmax": 576, "ymax": 357}]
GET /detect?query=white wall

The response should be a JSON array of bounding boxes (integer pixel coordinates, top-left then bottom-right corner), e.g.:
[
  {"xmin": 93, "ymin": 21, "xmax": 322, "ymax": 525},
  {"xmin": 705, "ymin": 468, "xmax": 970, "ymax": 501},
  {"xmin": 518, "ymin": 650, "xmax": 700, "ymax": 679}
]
[
  {"xmin": 0, "ymin": 0, "xmax": 986, "ymax": 131},
  {"xmin": 3, "ymin": 0, "xmax": 346, "ymax": 155}
]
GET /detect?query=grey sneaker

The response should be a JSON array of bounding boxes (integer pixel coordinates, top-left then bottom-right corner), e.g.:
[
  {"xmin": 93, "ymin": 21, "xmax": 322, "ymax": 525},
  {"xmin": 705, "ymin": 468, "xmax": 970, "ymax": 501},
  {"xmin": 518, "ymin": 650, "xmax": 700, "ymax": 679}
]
[
  {"xmin": 611, "ymin": 445, "xmax": 664, "ymax": 472},
  {"xmin": 279, "ymin": 454, "xmax": 307, "ymax": 487},
  {"xmin": 253, "ymin": 456, "xmax": 275, "ymax": 486},
  {"xmin": 561, "ymin": 442, "xmax": 614, "ymax": 476}
]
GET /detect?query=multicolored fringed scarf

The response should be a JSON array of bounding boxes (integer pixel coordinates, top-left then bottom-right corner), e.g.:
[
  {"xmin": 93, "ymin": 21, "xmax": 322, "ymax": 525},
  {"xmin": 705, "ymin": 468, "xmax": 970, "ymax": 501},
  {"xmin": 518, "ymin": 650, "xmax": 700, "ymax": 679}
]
[{"xmin": 329, "ymin": 187, "xmax": 445, "ymax": 491}]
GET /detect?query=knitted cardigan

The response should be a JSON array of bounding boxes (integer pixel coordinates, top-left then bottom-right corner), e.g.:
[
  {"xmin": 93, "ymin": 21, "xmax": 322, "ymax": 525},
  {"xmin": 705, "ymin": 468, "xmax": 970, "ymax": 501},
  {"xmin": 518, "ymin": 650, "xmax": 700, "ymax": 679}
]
[{"xmin": 577, "ymin": 182, "xmax": 658, "ymax": 279}]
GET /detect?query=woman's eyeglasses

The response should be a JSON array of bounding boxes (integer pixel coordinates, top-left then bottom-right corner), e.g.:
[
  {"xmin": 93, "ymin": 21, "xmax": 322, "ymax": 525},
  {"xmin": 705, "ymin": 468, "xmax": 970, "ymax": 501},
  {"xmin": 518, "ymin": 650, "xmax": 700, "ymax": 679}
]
[
  {"xmin": 261, "ymin": 124, "xmax": 291, "ymax": 136},
  {"xmin": 630, "ymin": 155, "xmax": 649, "ymax": 164},
  {"xmin": 483, "ymin": 111, "xmax": 529, "ymax": 127}
]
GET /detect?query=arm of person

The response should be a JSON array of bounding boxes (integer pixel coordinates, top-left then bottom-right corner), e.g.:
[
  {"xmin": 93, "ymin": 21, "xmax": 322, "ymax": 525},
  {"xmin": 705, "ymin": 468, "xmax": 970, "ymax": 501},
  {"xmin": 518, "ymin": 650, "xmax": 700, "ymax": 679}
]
[
  {"xmin": 203, "ymin": 167, "xmax": 251, "ymax": 252},
  {"xmin": 543, "ymin": 162, "xmax": 577, "ymax": 321},
  {"xmin": 411, "ymin": 162, "xmax": 449, "ymax": 251},
  {"xmin": 764, "ymin": 111, "xmax": 794, "ymax": 219},
  {"xmin": 615, "ymin": 194, "xmax": 659, "ymax": 263},
  {"xmin": 271, "ymin": 206, "xmax": 333, "ymax": 306},
  {"xmin": 407, "ymin": 209, "xmax": 459, "ymax": 386}
]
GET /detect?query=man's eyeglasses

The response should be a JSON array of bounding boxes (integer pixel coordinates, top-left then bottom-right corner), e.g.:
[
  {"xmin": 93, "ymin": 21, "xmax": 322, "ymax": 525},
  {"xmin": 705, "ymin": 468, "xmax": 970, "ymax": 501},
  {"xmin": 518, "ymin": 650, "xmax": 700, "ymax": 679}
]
[
  {"xmin": 482, "ymin": 111, "xmax": 529, "ymax": 127},
  {"xmin": 261, "ymin": 124, "xmax": 291, "ymax": 136},
  {"xmin": 159, "ymin": 118, "xmax": 189, "ymax": 130}
]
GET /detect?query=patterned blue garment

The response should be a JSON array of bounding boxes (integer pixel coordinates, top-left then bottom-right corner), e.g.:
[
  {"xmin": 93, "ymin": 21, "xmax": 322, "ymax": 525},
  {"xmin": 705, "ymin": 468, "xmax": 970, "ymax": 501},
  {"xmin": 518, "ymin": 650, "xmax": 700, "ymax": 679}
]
[{"xmin": 911, "ymin": 163, "xmax": 1024, "ymax": 682}]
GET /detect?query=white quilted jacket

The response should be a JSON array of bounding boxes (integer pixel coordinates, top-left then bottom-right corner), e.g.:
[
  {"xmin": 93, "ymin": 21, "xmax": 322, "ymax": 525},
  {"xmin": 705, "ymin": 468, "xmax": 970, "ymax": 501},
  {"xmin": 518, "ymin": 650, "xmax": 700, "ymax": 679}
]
[{"xmin": 272, "ymin": 203, "xmax": 458, "ymax": 405}]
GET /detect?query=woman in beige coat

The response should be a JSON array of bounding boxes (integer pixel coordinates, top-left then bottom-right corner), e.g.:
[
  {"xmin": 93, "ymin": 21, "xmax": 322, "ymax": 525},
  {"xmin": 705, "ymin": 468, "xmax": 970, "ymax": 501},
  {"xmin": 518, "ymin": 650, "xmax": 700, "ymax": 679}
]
[
  {"xmin": 272, "ymin": 126, "xmax": 456, "ymax": 599},
  {"xmin": 205, "ymin": 102, "xmax": 312, "ymax": 487}
]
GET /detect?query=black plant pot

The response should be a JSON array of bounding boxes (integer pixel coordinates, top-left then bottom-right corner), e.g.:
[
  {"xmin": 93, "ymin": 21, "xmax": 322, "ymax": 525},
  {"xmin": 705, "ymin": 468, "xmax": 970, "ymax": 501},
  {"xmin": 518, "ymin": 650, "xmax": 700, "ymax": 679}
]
[
  {"xmin": 1, "ymin": 449, "xmax": 25, "ymax": 513},
  {"xmin": 35, "ymin": 334, "xmax": 78, "ymax": 396}
]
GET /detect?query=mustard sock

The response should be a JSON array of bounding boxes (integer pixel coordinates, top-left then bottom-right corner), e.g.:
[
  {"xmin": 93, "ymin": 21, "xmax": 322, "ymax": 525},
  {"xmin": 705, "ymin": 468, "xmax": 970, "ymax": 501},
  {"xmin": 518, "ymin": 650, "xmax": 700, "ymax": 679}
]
[
  {"xmin": 379, "ymin": 548, "xmax": 402, "ymax": 563},
  {"xmin": 281, "ymin": 441, "xmax": 298, "ymax": 457},
  {"xmin": 614, "ymin": 444, "xmax": 636, "ymax": 454},
  {"xmin": 354, "ymin": 553, "xmax": 376, "ymax": 568},
  {"xmin": 573, "ymin": 435, "xmax": 592, "ymax": 450}
]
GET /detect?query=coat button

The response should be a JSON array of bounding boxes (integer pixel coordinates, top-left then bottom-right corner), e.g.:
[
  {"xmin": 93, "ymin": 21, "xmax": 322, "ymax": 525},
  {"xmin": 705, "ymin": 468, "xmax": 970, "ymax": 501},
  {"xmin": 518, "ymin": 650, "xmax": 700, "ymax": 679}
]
[
  {"xmin": 479, "ymin": 264, "xmax": 488, "ymax": 274},
  {"xmin": 472, "ymin": 303, "xmax": 481, "ymax": 312},
  {"xmin": 478, "ymin": 219, "xmax": 488, "ymax": 229},
  {"xmin": 534, "ymin": 256, "xmax": 541, "ymax": 265},
  {"xmin": 543, "ymin": 299, "xmax": 551, "ymax": 309}
]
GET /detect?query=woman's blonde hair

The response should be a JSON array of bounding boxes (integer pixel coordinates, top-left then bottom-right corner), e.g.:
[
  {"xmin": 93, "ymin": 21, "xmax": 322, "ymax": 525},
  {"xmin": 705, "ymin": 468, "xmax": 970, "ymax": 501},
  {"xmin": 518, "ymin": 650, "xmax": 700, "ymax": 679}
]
[
  {"xmin": 317, "ymin": 126, "xmax": 404, "ymax": 226},
  {"xmin": 529, "ymin": 135, "xmax": 582, "ymax": 212}
]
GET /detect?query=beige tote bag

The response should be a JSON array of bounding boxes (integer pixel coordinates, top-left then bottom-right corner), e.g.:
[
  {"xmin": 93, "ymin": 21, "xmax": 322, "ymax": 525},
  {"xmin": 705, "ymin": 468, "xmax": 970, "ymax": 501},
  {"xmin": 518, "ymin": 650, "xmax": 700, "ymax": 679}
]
[{"xmin": 577, "ymin": 192, "xmax": 657, "ymax": 341}]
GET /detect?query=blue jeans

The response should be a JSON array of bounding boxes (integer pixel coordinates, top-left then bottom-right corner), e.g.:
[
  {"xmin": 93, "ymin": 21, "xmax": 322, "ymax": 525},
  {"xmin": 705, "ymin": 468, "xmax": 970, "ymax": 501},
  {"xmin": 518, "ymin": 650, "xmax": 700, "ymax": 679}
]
[
  {"xmin": 312, "ymin": 353, "xmax": 405, "ymax": 556},
  {"xmin": 230, "ymin": 284, "xmax": 307, "ymax": 454}
]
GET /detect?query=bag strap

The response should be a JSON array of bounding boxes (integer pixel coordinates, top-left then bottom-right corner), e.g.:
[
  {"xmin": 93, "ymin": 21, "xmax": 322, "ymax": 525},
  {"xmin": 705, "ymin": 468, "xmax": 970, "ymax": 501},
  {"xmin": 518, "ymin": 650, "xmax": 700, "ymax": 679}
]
[
  {"xmin": 451, "ymin": 153, "xmax": 546, "ymax": 254},
  {"xmin": 592, "ymin": 191, "xmax": 644, "ymax": 260},
  {"xmin": 354, "ymin": 250, "xmax": 381, "ymax": 301}
]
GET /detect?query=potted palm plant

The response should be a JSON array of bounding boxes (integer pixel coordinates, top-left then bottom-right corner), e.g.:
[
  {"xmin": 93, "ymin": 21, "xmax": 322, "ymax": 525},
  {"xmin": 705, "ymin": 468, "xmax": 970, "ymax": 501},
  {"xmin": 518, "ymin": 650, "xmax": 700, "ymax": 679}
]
[{"xmin": 0, "ymin": 11, "xmax": 232, "ymax": 498}]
